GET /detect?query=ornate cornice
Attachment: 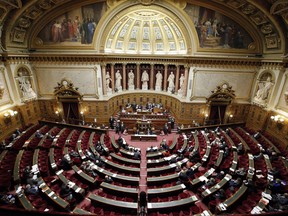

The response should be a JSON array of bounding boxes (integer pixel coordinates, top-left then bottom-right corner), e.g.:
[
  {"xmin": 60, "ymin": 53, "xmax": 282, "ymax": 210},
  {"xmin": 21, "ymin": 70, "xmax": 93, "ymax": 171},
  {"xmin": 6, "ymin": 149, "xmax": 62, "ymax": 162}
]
[{"xmin": 1, "ymin": 54, "xmax": 287, "ymax": 68}]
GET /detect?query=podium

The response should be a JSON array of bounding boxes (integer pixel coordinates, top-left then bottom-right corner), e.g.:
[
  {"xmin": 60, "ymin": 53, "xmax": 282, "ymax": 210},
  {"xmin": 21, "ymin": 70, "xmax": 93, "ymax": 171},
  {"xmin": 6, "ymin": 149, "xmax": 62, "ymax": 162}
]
[{"xmin": 137, "ymin": 120, "xmax": 151, "ymax": 131}]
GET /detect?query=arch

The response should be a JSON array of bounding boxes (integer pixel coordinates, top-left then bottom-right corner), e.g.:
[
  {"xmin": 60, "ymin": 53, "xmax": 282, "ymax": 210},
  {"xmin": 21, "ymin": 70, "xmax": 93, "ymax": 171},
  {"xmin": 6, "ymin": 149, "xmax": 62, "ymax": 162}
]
[{"xmin": 94, "ymin": 1, "xmax": 195, "ymax": 55}]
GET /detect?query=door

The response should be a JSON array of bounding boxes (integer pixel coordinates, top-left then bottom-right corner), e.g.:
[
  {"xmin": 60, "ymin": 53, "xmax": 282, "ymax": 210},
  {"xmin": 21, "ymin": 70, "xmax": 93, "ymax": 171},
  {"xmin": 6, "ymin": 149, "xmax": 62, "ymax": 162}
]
[
  {"xmin": 209, "ymin": 105, "xmax": 227, "ymax": 125},
  {"xmin": 62, "ymin": 102, "xmax": 80, "ymax": 124}
]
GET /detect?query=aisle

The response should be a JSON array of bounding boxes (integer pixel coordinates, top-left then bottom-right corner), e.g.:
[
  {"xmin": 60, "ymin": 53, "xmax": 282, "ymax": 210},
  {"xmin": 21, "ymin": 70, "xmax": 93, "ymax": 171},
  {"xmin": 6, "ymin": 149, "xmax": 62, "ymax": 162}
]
[{"xmin": 108, "ymin": 130, "xmax": 176, "ymax": 193}]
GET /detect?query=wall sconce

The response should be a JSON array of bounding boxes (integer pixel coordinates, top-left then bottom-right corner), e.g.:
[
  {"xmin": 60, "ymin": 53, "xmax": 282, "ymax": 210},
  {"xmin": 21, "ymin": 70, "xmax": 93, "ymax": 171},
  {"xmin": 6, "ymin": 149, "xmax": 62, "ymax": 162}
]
[
  {"xmin": 4, "ymin": 110, "xmax": 18, "ymax": 117},
  {"xmin": 55, "ymin": 110, "xmax": 61, "ymax": 122},
  {"xmin": 3, "ymin": 110, "xmax": 18, "ymax": 125},
  {"xmin": 271, "ymin": 115, "xmax": 285, "ymax": 130},
  {"xmin": 227, "ymin": 114, "xmax": 233, "ymax": 123},
  {"xmin": 80, "ymin": 111, "xmax": 85, "ymax": 125},
  {"xmin": 271, "ymin": 115, "xmax": 284, "ymax": 123}
]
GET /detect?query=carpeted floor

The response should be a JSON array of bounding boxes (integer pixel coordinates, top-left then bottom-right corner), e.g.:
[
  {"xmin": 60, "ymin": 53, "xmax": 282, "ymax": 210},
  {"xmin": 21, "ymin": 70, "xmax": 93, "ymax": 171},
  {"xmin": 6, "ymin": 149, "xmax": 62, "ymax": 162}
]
[{"xmin": 107, "ymin": 130, "xmax": 176, "ymax": 192}]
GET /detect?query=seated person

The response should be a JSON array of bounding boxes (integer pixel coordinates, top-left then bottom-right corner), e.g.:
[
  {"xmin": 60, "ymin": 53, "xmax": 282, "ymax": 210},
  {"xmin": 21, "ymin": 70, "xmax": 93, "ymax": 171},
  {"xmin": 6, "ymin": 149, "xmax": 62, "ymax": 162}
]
[
  {"xmin": 244, "ymin": 179, "xmax": 257, "ymax": 193},
  {"xmin": 47, "ymin": 132, "xmax": 55, "ymax": 140},
  {"xmin": 223, "ymin": 147, "xmax": 230, "ymax": 158},
  {"xmin": 269, "ymin": 178, "xmax": 286, "ymax": 193},
  {"xmin": 23, "ymin": 166, "xmax": 32, "ymax": 179},
  {"xmin": 237, "ymin": 143, "xmax": 244, "ymax": 154},
  {"xmin": 235, "ymin": 167, "xmax": 246, "ymax": 178},
  {"xmin": 117, "ymin": 136, "xmax": 123, "ymax": 146},
  {"xmin": 95, "ymin": 141, "xmax": 104, "ymax": 154},
  {"xmin": 214, "ymin": 189, "xmax": 226, "ymax": 201},
  {"xmin": 95, "ymin": 159, "xmax": 104, "ymax": 168},
  {"xmin": 35, "ymin": 130, "xmax": 43, "ymax": 139},
  {"xmin": 26, "ymin": 173, "xmax": 40, "ymax": 186},
  {"xmin": 0, "ymin": 141, "xmax": 6, "ymax": 150},
  {"xmin": 215, "ymin": 171, "xmax": 225, "ymax": 180},
  {"xmin": 160, "ymin": 139, "xmax": 169, "ymax": 150},
  {"xmin": 15, "ymin": 128, "xmax": 21, "ymax": 136},
  {"xmin": 60, "ymin": 154, "xmax": 71, "ymax": 170},
  {"xmin": 60, "ymin": 183, "xmax": 73, "ymax": 201},
  {"xmin": 69, "ymin": 150, "xmax": 80, "ymax": 158},
  {"xmin": 147, "ymin": 128, "xmax": 152, "ymax": 135},
  {"xmin": 104, "ymin": 175, "xmax": 113, "ymax": 183},
  {"xmin": 189, "ymin": 150, "xmax": 200, "ymax": 163},
  {"xmin": 133, "ymin": 150, "xmax": 141, "ymax": 160},
  {"xmin": 178, "ymin": 169, "xmax": 189, "ymax": 183},
  {"xmin": 10, "ymin": 133, "xmax": 17, "ymax": 141},
  {"xmin": 0, "ymin": 194, "xmax": 15, "ymax": 205},
  {"xmin": 268, "ymin": 167, "xmax": 280, "ymax": 178},
  {"xmin": 206, "ymin": 177, "xmax": 216, "ymax": 187},
  {"xmin": 25, "ymin": 184, "xmax": 39, "ymax": 195},
  {"xmin": 229, "ymin": 177, "xmax": 242, "ymax": 191},
  {"xmin": 219, "ymin": 141, "xmax": 228, "ymax": 150},
  {"xmin": 85, "ymin": 149, "xmax": 96, "ymax": 161}
]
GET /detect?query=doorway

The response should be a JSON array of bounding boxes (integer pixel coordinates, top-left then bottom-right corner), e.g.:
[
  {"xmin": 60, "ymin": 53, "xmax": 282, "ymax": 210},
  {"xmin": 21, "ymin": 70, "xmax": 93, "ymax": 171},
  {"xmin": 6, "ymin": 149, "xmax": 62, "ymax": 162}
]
[
  {"xmin": 62, "ymin": 102, "xmax": 80, "ymax": 124},
  {"xmin": 209, "ymin": 105, "xmax": 227, "ymax": 125}
]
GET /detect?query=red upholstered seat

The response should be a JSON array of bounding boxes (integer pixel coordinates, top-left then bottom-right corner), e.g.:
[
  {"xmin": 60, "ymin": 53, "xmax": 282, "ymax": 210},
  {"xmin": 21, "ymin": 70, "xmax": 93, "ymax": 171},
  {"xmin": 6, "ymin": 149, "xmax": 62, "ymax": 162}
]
[{"xmin": 190, "ymin": 205, "xmax": 201, "ymax": 214}]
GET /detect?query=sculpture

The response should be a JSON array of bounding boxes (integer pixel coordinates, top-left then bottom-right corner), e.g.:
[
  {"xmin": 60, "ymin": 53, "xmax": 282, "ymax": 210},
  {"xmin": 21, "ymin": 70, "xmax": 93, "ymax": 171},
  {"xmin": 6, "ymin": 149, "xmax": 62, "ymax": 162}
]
[
  {"xmin": 141, "ymin": 70, "xmax": 149, "ymax": 90},
  {"xmin": 155, "ymin": 71, "xmax": 162, "ymax": 90},
  {"xmin": 179, "ymin": 74, "xmax": 185, "ymax": 90},
  {"xmin": 128, "ymin": 70, "xmax": 135, "ymax": 90},
  {"xmin": 105, "ymin": 72, "xmax": 112, "ymax": 92},
  {"xmin": 167, "ymin": 71, "xmax": 175, "ymax": 93},
  {"xmin": 18, "ymin": 72, "xmax": 36, "ymax": 99},
  {"xmin": 115, "ymin": 70, "xmax": 122, "ymax": 91},
  {"xmin": 254, "ymin": 76, "xmax": 274, "ymax": 102}
]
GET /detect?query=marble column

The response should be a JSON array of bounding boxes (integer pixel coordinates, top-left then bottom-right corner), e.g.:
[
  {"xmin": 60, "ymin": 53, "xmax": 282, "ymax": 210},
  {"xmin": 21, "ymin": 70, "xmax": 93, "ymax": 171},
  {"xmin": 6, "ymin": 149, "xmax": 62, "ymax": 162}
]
[
  {"xmin": 163, "ymin": 64, "xmax": 168, "ymax": 91},
  {"xmin": 175, "ymin": 65, "xmax": 180, "ymax": 94},
  {"xmin": 101, "ymin": 63, "xmax": 107, "ymax": 95},
  {"xmin": 136, "ymin": 63, "xmax": 140, "ymax": 89},
  {"xmin": 150, "ymin": 64, "xmax": 154, "ymax": 90},
  {"xmin": 111, "ymin": 63, "xmax": 115, "ymax": 92},
  {"xmin": 122, "ymin": 64, "xmax": 126, "ymax": 90}
]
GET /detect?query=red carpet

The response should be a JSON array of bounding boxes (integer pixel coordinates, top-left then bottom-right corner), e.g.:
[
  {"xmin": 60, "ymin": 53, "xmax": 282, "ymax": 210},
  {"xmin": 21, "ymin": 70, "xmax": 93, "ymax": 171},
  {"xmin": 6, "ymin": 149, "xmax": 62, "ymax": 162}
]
[{"xmin": 108, "ymin": 130, "xmax": 176, "ymax": 193}]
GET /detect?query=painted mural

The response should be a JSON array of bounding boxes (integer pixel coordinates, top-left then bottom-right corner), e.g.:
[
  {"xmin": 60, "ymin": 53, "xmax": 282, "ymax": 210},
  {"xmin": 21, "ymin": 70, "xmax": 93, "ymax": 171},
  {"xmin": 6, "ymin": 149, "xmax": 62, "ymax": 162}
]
[
  {"xmin": 37, "ymin": 2, "xmax": 107, "ymax": 45},
  {"xmin": 184, "ymin": 4, "xmax": 254, "ymax": 49}
]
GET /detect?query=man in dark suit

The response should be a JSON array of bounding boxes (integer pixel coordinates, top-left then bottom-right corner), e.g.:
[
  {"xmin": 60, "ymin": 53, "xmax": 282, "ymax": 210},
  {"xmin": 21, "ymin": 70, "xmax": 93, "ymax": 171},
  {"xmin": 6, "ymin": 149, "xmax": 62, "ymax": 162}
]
[{"xmin": 109, "ymin": 116, "xmax": 115, "ymax": 129}]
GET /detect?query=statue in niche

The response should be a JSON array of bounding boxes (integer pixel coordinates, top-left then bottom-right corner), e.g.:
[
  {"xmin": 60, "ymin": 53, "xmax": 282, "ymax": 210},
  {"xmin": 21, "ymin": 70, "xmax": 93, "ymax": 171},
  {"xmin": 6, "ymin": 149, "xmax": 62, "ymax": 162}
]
[
  {"xmin": 167, "ymin": 71, "xmax": 175, "ymax": 93},
  {"xmin": 155, "ymin": 71, "xmax": 163, "ymax": 90},
  {"xmin": 178, "ymin": 73, "xmax": 185, "ymax": 96},
  {"xmin": 179, "ymin": 74, "xmax": 185, "ymax": 90},
  {"xmin": 141, "ymin": 70, "xmax": 149, "ymax": 90},
  {"xmin": 105, "ymin": 72, "xmax": 112, "ymax": 92},
  {"xmin": 128, "ymin": 70, "xmax": 135, "ymax": 90},
  {"xmin": 254, "ymin": 76, "xmax": 274, "ymax": 102},
  {"xmin": 115, "ymin": 70, "xmax": 122, "ymax": 91},
  {"xmin": 18, "ymin": 72, "xmax": 37, "ymax": 99}
]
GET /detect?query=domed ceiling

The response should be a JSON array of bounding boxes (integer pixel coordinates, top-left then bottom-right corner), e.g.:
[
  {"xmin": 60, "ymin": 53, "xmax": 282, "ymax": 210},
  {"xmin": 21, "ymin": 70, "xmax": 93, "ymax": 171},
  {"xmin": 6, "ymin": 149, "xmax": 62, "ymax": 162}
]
[{"xmin": 104, "ymin": 9, "xmax": 187, "ymax": 55}]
